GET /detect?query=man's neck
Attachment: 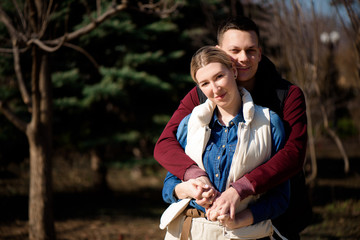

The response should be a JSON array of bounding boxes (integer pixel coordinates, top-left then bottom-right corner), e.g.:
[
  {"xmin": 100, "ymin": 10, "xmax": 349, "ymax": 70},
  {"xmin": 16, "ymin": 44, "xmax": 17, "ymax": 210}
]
[{"xmin": 239, "ymin": 78, "xmax": 255, "ymax": 93}]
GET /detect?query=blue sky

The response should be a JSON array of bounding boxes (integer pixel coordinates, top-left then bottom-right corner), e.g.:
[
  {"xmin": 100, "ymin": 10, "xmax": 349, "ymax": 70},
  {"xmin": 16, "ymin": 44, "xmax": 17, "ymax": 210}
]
[{"xmin": 309, "ymin": 0, "xmax": 354, "ymax": 24}]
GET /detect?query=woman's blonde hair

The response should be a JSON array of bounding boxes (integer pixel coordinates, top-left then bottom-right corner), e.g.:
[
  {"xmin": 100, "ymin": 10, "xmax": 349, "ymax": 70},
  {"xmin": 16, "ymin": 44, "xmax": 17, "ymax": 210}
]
[{"xmin": 190, "ymin": 46, "xmax": 233, "ymax": 83}]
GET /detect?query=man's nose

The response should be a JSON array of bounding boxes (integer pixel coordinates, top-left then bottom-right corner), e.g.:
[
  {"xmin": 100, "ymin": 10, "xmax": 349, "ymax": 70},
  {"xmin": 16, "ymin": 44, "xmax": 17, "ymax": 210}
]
[{"xmin": 237, "ymin": 50, "xmax": 248, "ymax": 62}]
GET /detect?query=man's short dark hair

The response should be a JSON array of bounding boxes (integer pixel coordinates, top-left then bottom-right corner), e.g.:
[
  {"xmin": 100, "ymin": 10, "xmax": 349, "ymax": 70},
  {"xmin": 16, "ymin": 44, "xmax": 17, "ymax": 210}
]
[{"xmin": 217, "ymin": 16, "xmax": 260, "ymax": 45}]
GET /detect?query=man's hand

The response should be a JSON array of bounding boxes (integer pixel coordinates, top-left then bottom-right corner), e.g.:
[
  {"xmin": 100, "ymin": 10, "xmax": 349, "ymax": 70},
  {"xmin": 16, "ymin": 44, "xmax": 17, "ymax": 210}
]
[{"xmin": 206, "ymin": 187, "xmax": 240, "ymax": 221}]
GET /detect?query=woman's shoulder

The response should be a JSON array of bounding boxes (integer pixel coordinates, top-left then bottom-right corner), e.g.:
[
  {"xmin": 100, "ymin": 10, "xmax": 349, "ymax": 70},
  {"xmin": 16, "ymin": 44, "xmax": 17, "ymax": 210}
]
[{"xmin": 253, "ymin": 104, "xmax": 282, "ymax": 125}]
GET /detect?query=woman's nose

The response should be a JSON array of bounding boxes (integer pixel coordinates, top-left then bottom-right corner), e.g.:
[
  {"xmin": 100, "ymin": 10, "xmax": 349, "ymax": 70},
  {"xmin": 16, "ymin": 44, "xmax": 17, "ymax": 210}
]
[{"xmin": 211, "ymin": 82, "xmax": 221, "ymax": 93}]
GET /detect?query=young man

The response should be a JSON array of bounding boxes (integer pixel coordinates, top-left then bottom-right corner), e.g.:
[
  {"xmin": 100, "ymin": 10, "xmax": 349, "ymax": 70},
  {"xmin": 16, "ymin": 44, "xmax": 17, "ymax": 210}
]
[{"xmin": 154, "ymin": 17, "xmax": 312, "ymax": 239}]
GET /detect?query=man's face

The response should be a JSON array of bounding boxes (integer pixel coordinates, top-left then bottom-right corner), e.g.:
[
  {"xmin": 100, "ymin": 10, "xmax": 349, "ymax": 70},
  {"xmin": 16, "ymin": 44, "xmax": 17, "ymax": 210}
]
[{"xmin": 218, "ymin": 29, "xmax": 262, "ymax": 86}]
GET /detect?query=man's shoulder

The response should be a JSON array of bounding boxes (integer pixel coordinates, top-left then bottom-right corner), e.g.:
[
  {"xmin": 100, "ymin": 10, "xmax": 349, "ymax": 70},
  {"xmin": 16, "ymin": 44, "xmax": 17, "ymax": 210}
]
[
  {"xmin": 274, "ymin": 77, "xmax": 292, "ymax": 89},
  {"xmin": 286, "ymin": 83, "xmax": 305, "ymax": 99},
  {"xmin": 275, "ymin": 79, "xmax": 305, "ymax": 99}
]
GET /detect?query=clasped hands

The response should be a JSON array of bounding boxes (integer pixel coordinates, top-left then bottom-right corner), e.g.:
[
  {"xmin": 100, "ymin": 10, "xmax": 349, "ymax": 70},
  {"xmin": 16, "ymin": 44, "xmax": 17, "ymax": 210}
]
[{"xmin": 174, "ymin": 176, "xmax": 252, "ymax": 229}]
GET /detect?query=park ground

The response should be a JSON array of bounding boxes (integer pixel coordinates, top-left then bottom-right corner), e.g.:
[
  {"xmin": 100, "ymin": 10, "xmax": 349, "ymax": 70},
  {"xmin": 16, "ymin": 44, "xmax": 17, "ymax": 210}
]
[{"xmin": 1, "ymin": 141, "xmax": 360, "ymax": 240}]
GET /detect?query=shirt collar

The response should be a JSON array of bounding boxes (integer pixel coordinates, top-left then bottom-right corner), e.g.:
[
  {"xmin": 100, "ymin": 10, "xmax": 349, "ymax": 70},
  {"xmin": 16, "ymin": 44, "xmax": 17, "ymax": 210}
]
[{"xmin": 210, "ymin": 106, "xmax": 245, "ymax": 128}]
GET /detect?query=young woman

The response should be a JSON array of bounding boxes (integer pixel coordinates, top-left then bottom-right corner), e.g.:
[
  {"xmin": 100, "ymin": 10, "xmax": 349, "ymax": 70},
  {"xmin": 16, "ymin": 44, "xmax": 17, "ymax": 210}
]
[{"xmin": 161, "ymin": 46, "xmax": 289, "ymax": 240}]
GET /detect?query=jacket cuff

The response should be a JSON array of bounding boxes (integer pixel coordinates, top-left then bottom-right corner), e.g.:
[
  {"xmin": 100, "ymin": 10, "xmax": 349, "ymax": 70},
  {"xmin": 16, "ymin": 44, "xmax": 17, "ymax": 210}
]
[
  {"xmin": 183, "ymin": 164, "xmax": 208, "ymax": 181},
  {"xmin": 230, "ymin": 176, "xmax": 255, "ymax": 200}
]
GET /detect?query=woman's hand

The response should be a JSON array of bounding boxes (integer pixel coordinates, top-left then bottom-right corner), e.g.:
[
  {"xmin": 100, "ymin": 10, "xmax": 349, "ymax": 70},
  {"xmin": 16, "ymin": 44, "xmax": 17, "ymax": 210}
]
[
  {"xmin": 193, "ymin": 176, "xmax": 219, "ymax": 208},
  {"xmin": 217, "ymin": 209, "xmax": 254, "ymax": 229},
  {"xmin": 206, "ymin": 187, "xmax": 240, "ymax": 221},
  {"xmin": 174, "ymin": 177, "xmax": 219, "ymax": 209}
]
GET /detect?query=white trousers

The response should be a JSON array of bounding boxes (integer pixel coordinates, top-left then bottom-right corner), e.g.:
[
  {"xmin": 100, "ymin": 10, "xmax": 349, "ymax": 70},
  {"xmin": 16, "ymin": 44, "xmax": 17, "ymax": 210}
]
[{"xmin": 164, "ymin": 214, "xmax": 274, "ymax": 240}]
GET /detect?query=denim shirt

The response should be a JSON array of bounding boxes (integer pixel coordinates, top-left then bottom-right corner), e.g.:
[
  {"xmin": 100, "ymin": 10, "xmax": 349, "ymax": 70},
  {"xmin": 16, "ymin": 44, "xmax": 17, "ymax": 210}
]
[
  {"xmin": 162, "ymin": 107, "xmax": 290, "ymax": 224},
  {"xmin": 204, "ymin": 112, "xmax": 243, "ymax": 193}
]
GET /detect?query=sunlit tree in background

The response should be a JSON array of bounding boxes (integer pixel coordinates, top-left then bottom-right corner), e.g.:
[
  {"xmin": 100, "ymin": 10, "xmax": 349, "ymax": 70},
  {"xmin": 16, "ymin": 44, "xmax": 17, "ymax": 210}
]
[{"xmin": 0, "ymin": 0, "xmax": 181, "ymax": 239}]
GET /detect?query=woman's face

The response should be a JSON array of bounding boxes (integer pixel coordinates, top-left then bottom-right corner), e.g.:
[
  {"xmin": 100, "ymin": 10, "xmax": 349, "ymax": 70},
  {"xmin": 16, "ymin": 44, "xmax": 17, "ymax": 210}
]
[{"xmin": 196, "ymin": 62, "xmax": 239, "ymax": 110}]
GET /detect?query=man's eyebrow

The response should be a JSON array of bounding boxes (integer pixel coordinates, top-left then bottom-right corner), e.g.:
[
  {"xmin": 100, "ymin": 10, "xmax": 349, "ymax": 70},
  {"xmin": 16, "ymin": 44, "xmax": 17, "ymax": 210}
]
[{"xmin": 227, "ymin": 45, "xmax": 238, "ymax": 49}]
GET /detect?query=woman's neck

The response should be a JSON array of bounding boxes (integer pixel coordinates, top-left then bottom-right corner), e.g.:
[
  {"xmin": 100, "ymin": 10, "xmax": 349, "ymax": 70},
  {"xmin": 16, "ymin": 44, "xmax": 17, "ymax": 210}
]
[{"xmin": 216, "ymin": 93, "xmax": 242, "ymax": 126}]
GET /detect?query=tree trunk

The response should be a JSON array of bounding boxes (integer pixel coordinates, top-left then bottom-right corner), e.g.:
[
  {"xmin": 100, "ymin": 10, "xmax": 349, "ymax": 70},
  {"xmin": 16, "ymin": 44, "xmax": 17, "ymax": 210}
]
[
  {"xmin": 27, "ymin": 49, "xmax": 55, "ymax": 240},
  {"xmin": 27, "ymin": 127, "xmax": 55, "ymax": 240},
  {"xmin": 320, "ymin": 103, "xmax": 350, "ymax": 174},
  {"xmin": 90, "ymin": 148, "xmax": 109, "ymax": 193},
  {"xmin": 305, "ymin": 98, "xmax": 317, "ymax": 183}
]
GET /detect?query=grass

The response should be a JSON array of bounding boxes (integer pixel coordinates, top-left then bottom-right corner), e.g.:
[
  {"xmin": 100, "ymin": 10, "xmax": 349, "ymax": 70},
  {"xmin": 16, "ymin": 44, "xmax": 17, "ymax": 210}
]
[{"xmin": 1, "ymin": 156, "xmax": 360, "ymax": 239}]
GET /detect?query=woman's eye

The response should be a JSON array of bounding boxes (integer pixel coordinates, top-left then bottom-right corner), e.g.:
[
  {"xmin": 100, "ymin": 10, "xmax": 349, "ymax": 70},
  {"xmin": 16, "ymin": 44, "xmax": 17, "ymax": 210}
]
[{"xmin": 216, "ymin": 74, "xmax": 224, "ymax": 79}]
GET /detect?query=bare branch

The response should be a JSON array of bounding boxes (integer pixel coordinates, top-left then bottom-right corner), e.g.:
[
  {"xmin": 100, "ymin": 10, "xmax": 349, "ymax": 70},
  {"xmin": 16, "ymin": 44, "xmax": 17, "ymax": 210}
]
[
  {"xmin": 39, "ymin": 53, "xmax": 52, "ymax": 125},
  {"xmin": 12, "ymin": 0, "xmax": 27, "ymax": 32},
  {"xmin": 38, "ymin": 0, "xmax": 54, "ymax": 39},
  {"xmin": 138, "ymin": 0, "xmax": 182, "ymax": 18},
  {"xmin": 46, "ymin": 1, "xmax": 128, "ymax": 45},
  {"xmin": 0, "ymin": 46, "xmax": 28, "ymax": 54},
  {"xmin": 0, "ymin": 100, "xmax": 28, "ymax": 132},
  {"xmin": 0, "ymin": 48, "xmax": 14, "ymax": 54},
  {"xmin": 30, "ymin": 46, "xmax": 41, "ymax": 127},
  {"xmin": 80, "ymin": 0, "xmax": 95, "ymax": 22},
  {"xmin": 63, "ymin": 42, "xmax": 100, "ymax": 69},
  {"xmin": 0, "ymin": 4, "xmax": 33, "ymax": 111},
  {"xmin": 0, "ymin": 5, "xmax": 27, "ymax": 42},
  {"xmin": 27, "ymin": 35, "xmax": 66, "ymax": 52},
  {"xmin": 333, "ymin": 2, "xmax": 353, "ymax": 37},
  {"xmin": 26, "ymin": 0, "xmax": 39, "ymax": 33},
  {"xmin": 34, "ymin": 0, "xmax": 43, "ymax": 26},
  {"xmin": 341, "ymin": 0, "xmax": 360, "ymax": 32},
  {"xmin": 12, "ymin": 40, "xmax": 32, "ymax": 110},
  {"xmin": 97, "ymin": 0, "xmax": 102, "ymax": 17}
]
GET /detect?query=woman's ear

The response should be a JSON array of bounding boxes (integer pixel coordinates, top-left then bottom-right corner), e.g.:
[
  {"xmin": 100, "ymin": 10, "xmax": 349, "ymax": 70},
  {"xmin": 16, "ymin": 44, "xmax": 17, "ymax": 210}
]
[{"xmin": 232, "ymin": 63, "xmax": 237, "ymax": 79}]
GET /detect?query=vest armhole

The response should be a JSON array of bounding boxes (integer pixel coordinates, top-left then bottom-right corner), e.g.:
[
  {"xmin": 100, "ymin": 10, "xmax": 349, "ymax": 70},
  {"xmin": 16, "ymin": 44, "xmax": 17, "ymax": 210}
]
[{"xmin": 196, "ymin": 85, "xmax": 207, "ymax": 104}]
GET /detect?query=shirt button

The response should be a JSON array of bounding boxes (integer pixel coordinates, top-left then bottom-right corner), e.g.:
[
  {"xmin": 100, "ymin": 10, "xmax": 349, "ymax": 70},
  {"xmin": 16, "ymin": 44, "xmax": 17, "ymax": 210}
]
[
  {"xmin": 217, "ymin": 156, "xmax": 220, "ymax": 160},
  {"xmin": 222, "ymin": 145, "xmax": 225, "ymax": 148},
  {"xmin": 230, "ymin": 122, "xmax": 234, "ymax": 125},
  {"xmin": 215, "ymin": 174, "xmax": 219, "ymax": 178},
  {"xmin": 224, "ymin": 129, "xmax": 228, "ymax": 133}
]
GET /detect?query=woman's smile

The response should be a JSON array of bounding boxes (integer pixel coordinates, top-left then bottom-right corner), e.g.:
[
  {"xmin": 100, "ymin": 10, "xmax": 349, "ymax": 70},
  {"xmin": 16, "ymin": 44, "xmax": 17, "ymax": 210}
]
[{"xmin": 215, "ymin": 92, "xmax": 227, "ymax": 100}]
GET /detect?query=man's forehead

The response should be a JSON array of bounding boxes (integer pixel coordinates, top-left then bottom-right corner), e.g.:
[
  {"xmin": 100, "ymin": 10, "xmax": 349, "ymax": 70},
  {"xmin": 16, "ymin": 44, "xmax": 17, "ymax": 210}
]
[{"xmin": 220, "ymin": 29, "xmax": 259, "ymax": 46}]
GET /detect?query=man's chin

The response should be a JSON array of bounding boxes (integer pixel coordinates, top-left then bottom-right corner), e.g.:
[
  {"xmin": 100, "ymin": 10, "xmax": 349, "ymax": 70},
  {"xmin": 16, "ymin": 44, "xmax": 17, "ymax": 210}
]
[{"xmin": 236, "ymin": 77, "xmax": 251, "ymax": 83}]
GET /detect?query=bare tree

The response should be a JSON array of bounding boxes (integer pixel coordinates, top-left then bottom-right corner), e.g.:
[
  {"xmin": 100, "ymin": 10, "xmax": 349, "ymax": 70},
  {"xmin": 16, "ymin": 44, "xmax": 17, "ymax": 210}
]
[
  {"xmin": 333, "ymin": 0, "xmax": 360, "ymax": 142},
  {"xmin": 271, "ymin": 0, "xmax": 350, "ymax": 182},
  {"xmin": 333, "ymin": 0, "xmax": 360, "ymax": 82},
  {"xmin": 0, "ymin": 1, "xmax": 178, "ymax": 239}
]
